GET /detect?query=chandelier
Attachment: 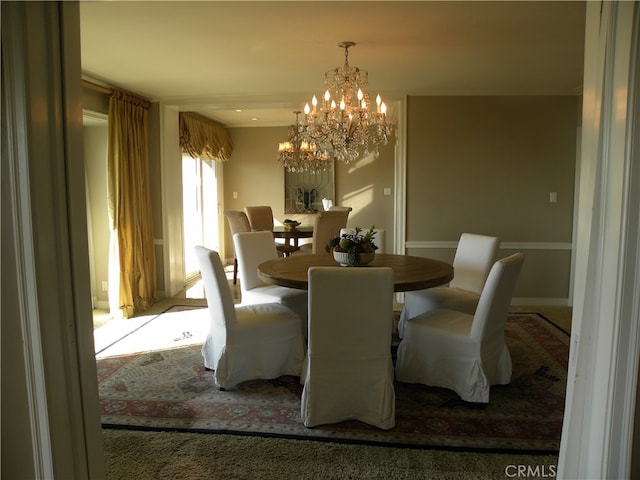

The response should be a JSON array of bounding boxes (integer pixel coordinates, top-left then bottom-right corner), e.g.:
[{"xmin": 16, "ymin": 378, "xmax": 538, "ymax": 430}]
[
  {"xmin": 277, "ymin": 111, "xmax": 331, "ymax": 174},
  {"xmin": 301, "ymin": 41, "xmax": 392, "ymax": 165}
]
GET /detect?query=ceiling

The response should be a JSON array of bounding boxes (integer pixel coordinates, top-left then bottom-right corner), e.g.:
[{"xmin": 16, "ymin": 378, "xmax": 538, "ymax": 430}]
[{"xmin": 79, "ymin": 1, "xmax": 586, "ymax": 128}]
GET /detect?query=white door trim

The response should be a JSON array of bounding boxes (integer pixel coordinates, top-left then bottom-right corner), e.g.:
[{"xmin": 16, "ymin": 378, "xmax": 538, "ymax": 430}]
[{"xmin": 558, "ymin": 2, "xmax": 640, "ymax": 478}]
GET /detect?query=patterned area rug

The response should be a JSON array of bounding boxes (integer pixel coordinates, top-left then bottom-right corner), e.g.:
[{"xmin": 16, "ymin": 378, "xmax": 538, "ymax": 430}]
[{"xmin": 97, "ymin": 311, "xmax": 568, "ymax": 453}]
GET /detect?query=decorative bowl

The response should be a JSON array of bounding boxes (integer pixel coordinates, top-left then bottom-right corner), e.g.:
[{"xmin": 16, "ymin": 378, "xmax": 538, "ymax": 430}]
[
  {"xmin": 333, "ymin": 251, "xmax": 375, "ymax": 267},
  {"xmin": 283, "ymin": 221, "xmax": 301, "ymax": 231}
]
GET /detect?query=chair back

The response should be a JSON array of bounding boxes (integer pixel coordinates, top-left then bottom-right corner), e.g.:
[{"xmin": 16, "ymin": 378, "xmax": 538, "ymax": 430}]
[
  {"xmin": 244, "ymin": 205, "xmax": 274, "ymax": 231},
  {"xmin": 328, "ymin": 206, "xmax": 353, "ymax": 212},
  {"xmin": 450, "ymin": 233, "xmax": 501, "ymax": 294},
  {"xmin": 303, "ymin": 266, "xmax": 395, "ymax": 429},
  {"xmin": 233, "ymin": 231, "xmax": 278, "ymax": 291},
  {"xmin": 223, "ymin": 210, "xmax": 251, "ymax": 235},
  {"xmin": 308, "ymin": 266, "xmax": 393, "ymax": 354},
  {"xmin": 194, "ymin": 246, "xmax": 236, "ymax": 334},
  {"xmin": 311, "ymin": 210, "xmax": 351, "ymax": 254},
  {"xmin": 470, "ymin": 253, "xmax": 525, "ymax": 340},
  {"xmin": 340, "ymin": 227, "xmax": 386, "ymax": 254}
]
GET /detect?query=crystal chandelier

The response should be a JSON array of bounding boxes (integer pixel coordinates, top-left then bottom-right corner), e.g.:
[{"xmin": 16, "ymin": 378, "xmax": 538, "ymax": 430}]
[
  {"xmin": 302, "ymin": 41, "xmax": 392, "ymax": 164},
  {"xmin": 277, "ymin": 111, "xmax": 331, "ymax": 174}
]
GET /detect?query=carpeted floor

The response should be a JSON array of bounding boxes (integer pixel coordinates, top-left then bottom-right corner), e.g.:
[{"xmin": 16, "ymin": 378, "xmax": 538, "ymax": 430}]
[
  {"xmin": 97, "ymin": 309, "xmax": 568, "ymax": 454},
  {"xmin": 97, "ymin": 295, "xmax": 570, "ymax": 479},
  {"xmin": 102, "ymin": 428, "xmax": 559, "ymax": 480}
]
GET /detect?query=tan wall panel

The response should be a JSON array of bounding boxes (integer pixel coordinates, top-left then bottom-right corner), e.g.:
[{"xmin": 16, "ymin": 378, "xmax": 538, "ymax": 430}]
[
  {"xmin": 406, "ymin": 96, "xmax": 579, "ymax": 301},
  {"xmin": 407, "ymin": 96, "xmax": 577, "ymax": 242},
  {"xmin": 83, "ymin": 125, "xmax": 109, "ymax": 303},
  {"xmin": 223, "ymin": 127, "xmax": 287, "ymax": 259},
  {"xmin": 507, "ymin": 249, "xmax": 571, "ymax": 299},
  {"xmin": 334, "ymin": 141, "xmax": 395, "ymax": 249}
]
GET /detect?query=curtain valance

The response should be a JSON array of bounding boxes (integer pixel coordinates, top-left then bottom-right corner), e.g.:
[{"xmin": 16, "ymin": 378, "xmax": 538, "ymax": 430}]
[{"xmin": 179, "ymin": 112, "xmax": 233, "ymax": 162}]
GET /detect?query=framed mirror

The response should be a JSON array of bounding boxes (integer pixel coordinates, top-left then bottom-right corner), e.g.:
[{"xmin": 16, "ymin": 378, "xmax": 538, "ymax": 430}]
[{"xmin": 284, "ymin": 161, "xmax": 335, "ymax": 214}]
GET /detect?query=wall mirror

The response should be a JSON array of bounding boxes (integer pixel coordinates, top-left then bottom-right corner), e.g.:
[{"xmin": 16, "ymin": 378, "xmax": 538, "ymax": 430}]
[{"xmin": 284, "ymin": 161, "xmax": 335, "ymax": 214}]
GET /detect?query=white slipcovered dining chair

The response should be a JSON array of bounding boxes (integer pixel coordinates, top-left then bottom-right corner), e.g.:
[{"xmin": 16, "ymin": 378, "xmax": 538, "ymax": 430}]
[
  {"xmin": 233, "ymin": 231, "xmax": 308, "ymax": 336},
  {"xmin": 340, "ymin": 227, "xmax": 386, "ymax": 254},
  {"xmin": 398, "ymin": 233, "xmax": 500, "ymax": 337},
  {"xmin": 395, "ymin": 252, "xmax": 525, "ymax": 403},
  {"xmin": 293, "ymin": 209, "xmax": 351, "ymax": 255},
  {"xmin": 194, "ymin": 246, "xmax": 305, "ymax": 389},
  {"xmin": 301, "ymin": 266, "xmax": 395, "ymax": 429}
]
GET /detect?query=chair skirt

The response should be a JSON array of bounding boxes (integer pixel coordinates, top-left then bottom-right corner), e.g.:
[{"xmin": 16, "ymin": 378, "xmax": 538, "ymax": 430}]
[
  {"xmin": 395, "ymin": 309, "xmax": 512, "ymax": 403},
  {"xmin": 202, "ymin": 303, "xmax": 305, "ymax": 389},
  {"xmin": 301, "ymin": 356, "xmax": 395, "ymax": 430}
]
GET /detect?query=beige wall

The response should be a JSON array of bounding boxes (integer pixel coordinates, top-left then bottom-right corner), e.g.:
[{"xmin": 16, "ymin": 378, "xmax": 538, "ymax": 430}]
[
  {"xmin": 82, "ymin": 88, "xmax": 111, "ymax": 307},
  {"xmin": 82, "ymin": 92, "xmax": 579, "ymax": 303},
  {"xmin": 223, "ymin": 96, "xmax": 578, "ymax": 302},
  {"xmin": 406, "ymin": 95, "xmax": 579, "ymax": 302},
  {"xmin": 222, "ymin": 127, "xmax": 287, "ymax": 258},
  {"xmin": 223, "ymin": 126, "xmax": 396, "ymax": 259},
  {"xmin": 83, "ymin": 124, "xmax": 109, "ymax": 306},
  {"xmin": 334, "ymin": 142, "xmax": 396, "ymax": 250}
]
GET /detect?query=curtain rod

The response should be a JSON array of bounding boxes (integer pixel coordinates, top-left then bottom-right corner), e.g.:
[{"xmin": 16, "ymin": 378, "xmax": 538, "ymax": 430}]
[
  {"xmin": 82, "ymin": 79, "xmax": 113, "ymax": 95},
  {"xmin": 82, "ymin": 79, "xmax": 150, "ymax": 109}
]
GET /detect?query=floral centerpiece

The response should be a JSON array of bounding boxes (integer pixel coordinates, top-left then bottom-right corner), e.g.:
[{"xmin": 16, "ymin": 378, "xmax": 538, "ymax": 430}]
[{"xmin": 326, "ymin": 226, "xmax": 378, "ymax": 266}]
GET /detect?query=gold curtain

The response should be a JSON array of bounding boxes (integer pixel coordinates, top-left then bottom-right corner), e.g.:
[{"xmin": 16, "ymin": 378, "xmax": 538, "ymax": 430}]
[
  {"xmin": 107, "ymin": 90, "xmax": 156, "ymax": 318},
  {"xmin": 179, "ymin": 112, "xmax": 233, "ymax": 161}
]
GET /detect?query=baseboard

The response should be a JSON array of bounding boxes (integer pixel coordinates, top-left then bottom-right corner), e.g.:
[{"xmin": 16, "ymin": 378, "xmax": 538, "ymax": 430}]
[
  {"xmin": 93, "ymin": 300, "xmax": 109, "ymax": 310},
  {"xmin": 396, "ymin": 295, "xmax": 571, "ymax": 308}
]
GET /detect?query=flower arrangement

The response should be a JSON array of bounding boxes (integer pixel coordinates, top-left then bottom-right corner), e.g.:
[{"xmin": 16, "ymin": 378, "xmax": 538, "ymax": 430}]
[{"xmin": 326, "ymin": 226, "xmax": 378, "ymax": 266}]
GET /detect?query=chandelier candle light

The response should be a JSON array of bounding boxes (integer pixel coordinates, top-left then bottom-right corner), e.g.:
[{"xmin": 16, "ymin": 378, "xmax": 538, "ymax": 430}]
[
  {"xmin": 278, "ymin": 111, "xmax": 330, "ymax": 174},
  {"xmin": 277, "ymin": 41, "xmax": 393, "ymax": 171},
  {"xmin": 302, "ymin": 41, "xmax": 392, "ymax": 165}
]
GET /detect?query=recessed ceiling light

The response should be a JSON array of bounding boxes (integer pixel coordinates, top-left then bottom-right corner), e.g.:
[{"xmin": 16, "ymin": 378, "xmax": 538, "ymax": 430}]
[
  {"xmin": 235, "ymin": 109, "xmax": 242, "ymax": 113},
  {"xmin": 251, "ymin": 117, "xmax": 258, "ymax": 121}
]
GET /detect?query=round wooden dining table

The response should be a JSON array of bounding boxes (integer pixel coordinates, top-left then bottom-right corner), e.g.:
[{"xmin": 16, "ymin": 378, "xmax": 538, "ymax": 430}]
[
  {"xmin": 258, "ymin": 253, "xmax": 454, "ymax": 292},
  {"xmin": 270, "ymin": 225, "xmax": 314, "ymax": 256}
]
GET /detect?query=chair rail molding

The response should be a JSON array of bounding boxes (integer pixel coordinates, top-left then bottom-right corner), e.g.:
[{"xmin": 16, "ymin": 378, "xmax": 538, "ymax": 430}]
[{"xmin": 405, "ymin": 241, "xmax": 572, "ymax": 251}]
